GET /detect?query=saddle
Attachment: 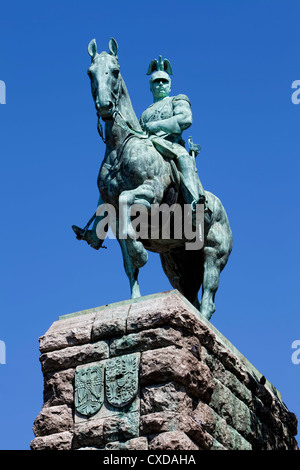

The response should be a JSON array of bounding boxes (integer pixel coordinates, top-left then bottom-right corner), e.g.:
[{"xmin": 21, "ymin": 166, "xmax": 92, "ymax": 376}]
[
  {"xmin": 149, "ymin": 135, "xmax": 182, "ymax": 187},
  {"xmin": 150, "ymin": 135, "xmax": 212, "ymax": 220}
]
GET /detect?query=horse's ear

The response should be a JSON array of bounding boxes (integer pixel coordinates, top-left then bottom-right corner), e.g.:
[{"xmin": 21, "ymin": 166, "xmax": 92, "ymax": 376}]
[
  {"xmin": 109, "ymin": 37, "xmax": 118, "ymax": 57},
  {"xmin": 88, "ymin": 39, "xmax": 98, "ymax": 60}
]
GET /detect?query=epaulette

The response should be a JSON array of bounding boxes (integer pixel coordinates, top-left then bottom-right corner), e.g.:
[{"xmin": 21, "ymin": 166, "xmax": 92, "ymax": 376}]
[{"xmin": 172, "ymin": 94, "xmax": 191, "ymax": 105}]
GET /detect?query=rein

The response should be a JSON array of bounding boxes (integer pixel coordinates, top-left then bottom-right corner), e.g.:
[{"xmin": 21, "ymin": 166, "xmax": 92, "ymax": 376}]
[{"xmin": 97, "ymin": 76, "xmax": 148, "ymax": 144}]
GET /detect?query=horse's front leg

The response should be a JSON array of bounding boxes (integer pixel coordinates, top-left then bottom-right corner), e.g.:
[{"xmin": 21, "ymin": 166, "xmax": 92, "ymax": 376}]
[
  {"xmin": 117, "ymin": 237, "xmax": 141, "ymax": 299},
  {"xmin": 108, "ymin": 214, "xmax": 141, "ymax": 299},
  {"xmin": 118, "ymin": 183, "xmax": 155, "ymax": 269}
]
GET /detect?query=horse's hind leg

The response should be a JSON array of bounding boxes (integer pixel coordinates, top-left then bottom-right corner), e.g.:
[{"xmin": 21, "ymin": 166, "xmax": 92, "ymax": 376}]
[
  {"xmin": 199, "ymin": 248, "xmax": 222, "ymax": 320},
  {"xmin": 200, "ymin": 226, "xmax": 232, "ymax": 319},
  {"xmin": 160, "ymin": 248, "xmax": 203, "ymax": 310},
  {"xmin": 199, "ymin": 192, "xmax": 233, "ymax": 320}
]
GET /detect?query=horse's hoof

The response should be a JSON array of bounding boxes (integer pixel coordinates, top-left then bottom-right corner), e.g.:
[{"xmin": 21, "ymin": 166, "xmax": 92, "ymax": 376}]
[
  {"xmin": 199, "ymin": 306, "xmax": 214, "ymax": 321},
  {"xmin": 72, "ymin": 225, "xmax": 103, "ymax": 250},
  {"xmin": 72, "ymin": 225, "xmax": 84, "ymax": 239}
]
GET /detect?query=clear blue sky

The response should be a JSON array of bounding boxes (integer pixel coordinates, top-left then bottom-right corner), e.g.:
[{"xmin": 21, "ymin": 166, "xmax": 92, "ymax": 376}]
[{"xmin": 0, "ymin": 0, "xmax": 299, "ymax": 450}]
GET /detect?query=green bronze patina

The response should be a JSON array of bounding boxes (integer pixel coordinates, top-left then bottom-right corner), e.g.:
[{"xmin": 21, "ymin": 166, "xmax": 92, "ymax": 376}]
[
  {"xmin": 72, "ymin": 38, "xmax": 233, "ymax": 320},
  {"xmin": 75, "ymin": 364, "xmax": 104, "ymax": 416},
  {"xmin": 105, "ymin": 353, "xmax": 139, "ymax": 408}
]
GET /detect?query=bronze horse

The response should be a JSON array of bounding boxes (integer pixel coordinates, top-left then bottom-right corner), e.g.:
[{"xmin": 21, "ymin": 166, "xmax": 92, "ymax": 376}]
[{"xmin": 74, "ymin": 38, "xmax": 232, "ymax": 320}]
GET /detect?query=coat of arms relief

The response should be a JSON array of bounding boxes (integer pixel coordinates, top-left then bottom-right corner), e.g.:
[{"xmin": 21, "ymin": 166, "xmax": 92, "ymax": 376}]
[{"xmin": 74, "ymin": 353, "xmax": 139, "ymax": 417}]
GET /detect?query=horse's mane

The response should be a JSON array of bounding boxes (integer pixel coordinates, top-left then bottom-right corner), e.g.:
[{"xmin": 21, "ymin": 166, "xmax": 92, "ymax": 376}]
[{"xmin": 118, "ymin": 73, "xmax": 143, "ymax": 133}]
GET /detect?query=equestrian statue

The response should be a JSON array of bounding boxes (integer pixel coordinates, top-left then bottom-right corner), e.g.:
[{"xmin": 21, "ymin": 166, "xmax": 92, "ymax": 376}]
[{"xmin": 72, "ymin": 38, "xmax": 232, "ymax": 320}]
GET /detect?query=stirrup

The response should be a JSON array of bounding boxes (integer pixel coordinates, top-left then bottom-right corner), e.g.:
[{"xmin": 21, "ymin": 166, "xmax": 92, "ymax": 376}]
[{"xmin": 191, "ymin": 195, "xmax": 206, "ymax": 212}]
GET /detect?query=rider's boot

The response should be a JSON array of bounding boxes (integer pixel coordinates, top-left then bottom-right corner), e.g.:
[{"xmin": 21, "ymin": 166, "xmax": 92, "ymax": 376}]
[
  {"xmin": 176, "ymin": 154, "xmax": 212, "ymax": 226},
  {"xmin": 72, "ymin": 225, "xmax": 104, "ymax": 250}
]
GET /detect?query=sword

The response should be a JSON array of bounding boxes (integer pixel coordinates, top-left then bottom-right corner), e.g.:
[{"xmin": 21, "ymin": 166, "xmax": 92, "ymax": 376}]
[{"xmin": 188, "ymin": 136, "xmax": 201, "ymax": 158}]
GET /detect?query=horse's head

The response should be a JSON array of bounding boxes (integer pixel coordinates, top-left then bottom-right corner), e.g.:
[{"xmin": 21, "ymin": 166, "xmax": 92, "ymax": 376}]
[{"xmin": 87, "ymin": 38, "xmax": 121, "ymax": 120}]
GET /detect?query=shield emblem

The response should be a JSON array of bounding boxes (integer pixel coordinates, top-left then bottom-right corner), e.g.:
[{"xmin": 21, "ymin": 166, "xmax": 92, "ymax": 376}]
[
  {"xmin": 74, "ymin": 364, "xmax": 104, "ymax": 416},
  {"xmin": 105, "ymin": 354, "xmax": 139, "ymax": 408}
]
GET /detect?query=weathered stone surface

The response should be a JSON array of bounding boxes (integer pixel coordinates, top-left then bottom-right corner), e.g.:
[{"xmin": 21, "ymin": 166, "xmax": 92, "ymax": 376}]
[
  {"xmin": 30, "ymin": 431, "xmax": 73, "ymax": 450},
  {"xmin": 32, "ymin": 291, "xmax": 298, "ymax": 451},
  {"xmin": 103, "ymin": 412, "xmax": 139, "ymax": 443},
  {"xmin": 214, "ymin": 413, "xmax": 251, "ymax": 450},
  {"xmin": 74, "ymin": 419, "xmax": 104, "ymax": 448},
  {"xmin": 202, "ymin": 348, "xmax": 253, "ymax": 407},
  {"xmin": 140, "ymin": 411, "xmax": 179, "ymax": 434},
  {"xmin": 104, "ymin": 437, "xmax": 148, "ymax": 450},
  {"xmin": 193, "ymin": 400, "xmax": 217, "ymax": 434},
  {"xmin": 210, "ymin": 439, "xmax": 227, "ymax": 450},
  {"xmin": 209, "ymin": 378, "xmax": 255, "ymax": 442},
  {"xmin": 149, "ymin": 431, "xmax": 200, "ymax": 450},
  {"xmin": 198, "ymin": 331, "xmax": 260, "ymax": 397},
  {"xmin": 192, "ymin": 399, "xmax": 251, "ymax": 450},
  {"xmin": 141, "ymin": 382, "xmax": 193, "ymax": 415},
  {"xmin": 40, "ymin": 340, "xmax": 109, "ymax": 373},
  {"xmin": 76, "ymin": 447, "xmax": 100, "ymax": 450},
  {"xmin": 33, "ymin": 404, "xmax": 73, "ymax": 437},
  {"xmin": 126, "ymin": 293, "xmax": 199, "ymax": 334},
  {"xmin": 140, "ymin": 345, "xmax": 214, "ymax": 401},
  {"xmin": 203, "ymin": 346, "xmax": 298, "ymax": 447},
  {"xmin": 39, "ymin": 312, "xmax": 97, "ymax": 353},
  {"xmin": 73, "ymin": 412, "xmax": 139, "ymax": 449},
  {"xmin": 140, "ymin": 411, "xmax": 213, "ymax": 449},
  {"xmin": 280, "ymin": 410, "xmax": 298, "ymax": 439},
  {"xmin": 127, "ymin": 293, "xmax": 280, "ymax": 400},
  {"xmin": 44, "ymin": 368, "xmax": 75, "ymax": 406},
  {"xmin": 109, "ymin": 327, "xmax": 183, "ymax": 357},
  {"xmin": 91, "ymin": 304, "xmax": 129, "ymax": 340}
]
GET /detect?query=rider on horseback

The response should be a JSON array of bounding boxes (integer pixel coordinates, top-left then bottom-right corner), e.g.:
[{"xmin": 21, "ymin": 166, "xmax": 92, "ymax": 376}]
[
  {"xmin": 141, "ymin": 55, "xmax": 208, "ymax": 220},
  {"xmin": 73, "ymin": 54, "xmax": 209, "ymax": 249}
]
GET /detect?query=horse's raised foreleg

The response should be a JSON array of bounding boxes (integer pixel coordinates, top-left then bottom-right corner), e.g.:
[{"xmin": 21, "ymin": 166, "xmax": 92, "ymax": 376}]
[{"xmin": 118, "ymin": 182, "xmax": 156, "ymax": 269}]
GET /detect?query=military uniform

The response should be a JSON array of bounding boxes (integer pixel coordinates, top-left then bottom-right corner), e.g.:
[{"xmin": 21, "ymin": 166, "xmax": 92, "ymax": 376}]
[
  {"xmin": 140, "ymin": 93, "xmax": 206, "ymax": 211},
  {"xmin": 140, "ymin": 94, "xmax": 191, "ymax": 145}
]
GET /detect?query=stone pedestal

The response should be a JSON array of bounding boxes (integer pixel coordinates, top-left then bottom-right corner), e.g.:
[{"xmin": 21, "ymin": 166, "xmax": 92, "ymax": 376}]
[{"xmin": 31, "ymin": 290, "xmax": 298, "ymax": 450}]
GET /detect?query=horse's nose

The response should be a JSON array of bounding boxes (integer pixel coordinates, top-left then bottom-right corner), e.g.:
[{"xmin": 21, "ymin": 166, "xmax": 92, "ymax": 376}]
[
  {"xmin": 95, "ymin": 97, "xmax": 101, "ymax": 110},
  {"xmin": 97, "ymin": 100, "xmax": 114, "ymax": 116}
]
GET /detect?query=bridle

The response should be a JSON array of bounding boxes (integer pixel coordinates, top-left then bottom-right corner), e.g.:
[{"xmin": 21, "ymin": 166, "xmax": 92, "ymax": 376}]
[
  {"xmin": 96, "ymin": 72, "xmax": 147, "ymax": 144},
  {"xmin": 86, "ymin": 67, "xmax": 148, "ymax": 240}
]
